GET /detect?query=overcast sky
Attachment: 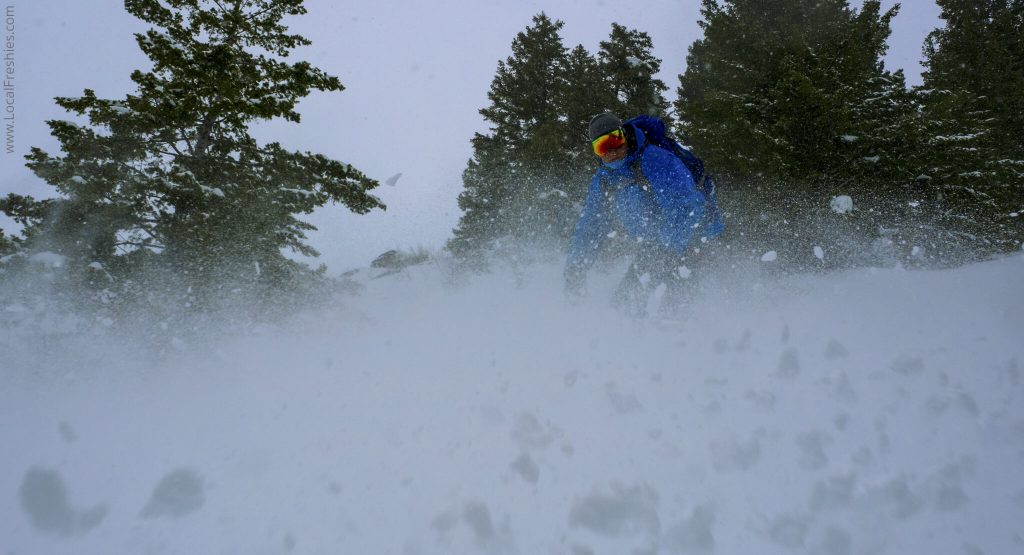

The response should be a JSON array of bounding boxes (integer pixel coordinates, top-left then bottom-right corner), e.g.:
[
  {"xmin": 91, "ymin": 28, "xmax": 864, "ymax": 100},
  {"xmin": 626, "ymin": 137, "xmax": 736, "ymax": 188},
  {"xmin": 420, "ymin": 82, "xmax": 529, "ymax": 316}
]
[{"xmin": 1, "ymin": 0, "xmax": 941, "ymax": 271}]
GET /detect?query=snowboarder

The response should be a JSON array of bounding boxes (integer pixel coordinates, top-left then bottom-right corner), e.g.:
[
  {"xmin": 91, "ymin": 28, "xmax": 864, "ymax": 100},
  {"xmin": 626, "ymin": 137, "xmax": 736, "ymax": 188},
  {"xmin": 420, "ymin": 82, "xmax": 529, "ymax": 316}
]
[{"xmin": 564, "ymin": 112, "xmax": 723, "ymax": 318}]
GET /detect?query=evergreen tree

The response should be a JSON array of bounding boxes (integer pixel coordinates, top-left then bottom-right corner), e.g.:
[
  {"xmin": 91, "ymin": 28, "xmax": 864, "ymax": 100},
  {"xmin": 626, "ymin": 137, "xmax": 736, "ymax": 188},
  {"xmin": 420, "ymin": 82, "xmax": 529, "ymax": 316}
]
[
  {"xmin": 448, "ymin": 13, "xmax": 574, "ymax": 261},
  {"xmin": 677, "ymin": 0, "xmax": 909, "ymax": 185},
  {"xmin": 1, "ymin": 0, "xmax": 381, "ymax": 317},
  {"xmin": 675, "ymin": 0, "xmax": 916, "ymax": 267},
  {"xmin": 917, "ymin": 0, "xmax": 1024, "ymax": 254},
  {"xmin": 0, "ymin": 229, "xmax": 13, "ymax": 257},
  {"xmin": 598, "ymin": 24, "xmax": 670, "ymax": 118},
  {"xmin": 561, "ymin": 45, "xmax": 615, "ymax": 177}
]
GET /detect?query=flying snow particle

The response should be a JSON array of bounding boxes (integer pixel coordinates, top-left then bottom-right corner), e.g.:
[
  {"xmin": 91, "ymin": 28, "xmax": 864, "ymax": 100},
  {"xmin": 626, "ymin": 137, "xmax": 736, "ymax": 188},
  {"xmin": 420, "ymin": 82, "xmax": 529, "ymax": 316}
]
[
  {"xmin": 29, "ymin": 251, "xmax": 67, "ymax": 269},
  {"xmin": 813, "ymin": 246, "xmax": 824, "ymax": 261},
  {"xmin": 384, "ymin": 173, "xmax": 402, "ymax": 186},
  {"xmin": 830, "ymin": 195, "xmax": 854, "ymax": 214},
  {"xmin": 761, "ymin": 251, "xmax": 778, "ymax": 262}
]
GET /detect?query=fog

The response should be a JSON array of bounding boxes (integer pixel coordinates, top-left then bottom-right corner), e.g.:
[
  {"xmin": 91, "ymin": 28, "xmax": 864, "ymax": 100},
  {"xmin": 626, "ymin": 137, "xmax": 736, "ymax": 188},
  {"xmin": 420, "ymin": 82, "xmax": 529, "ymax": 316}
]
[{"xmin": 3, "ymin": 252, "xmax": 1022, "ymax": 553}]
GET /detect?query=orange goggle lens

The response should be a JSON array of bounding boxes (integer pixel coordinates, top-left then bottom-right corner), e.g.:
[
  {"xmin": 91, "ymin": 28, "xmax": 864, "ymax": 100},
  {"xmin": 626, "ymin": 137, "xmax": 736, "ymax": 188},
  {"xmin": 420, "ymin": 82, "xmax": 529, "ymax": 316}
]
[{"xmin": 591, "ymin": 129, "xmax": 626, "ymax": 157}]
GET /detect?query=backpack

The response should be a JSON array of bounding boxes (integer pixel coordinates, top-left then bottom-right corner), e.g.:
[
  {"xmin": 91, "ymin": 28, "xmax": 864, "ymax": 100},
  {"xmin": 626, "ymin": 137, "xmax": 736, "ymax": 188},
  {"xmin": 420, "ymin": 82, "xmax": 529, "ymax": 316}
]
[{"xmin": 624, "ymin": 115, "xmax": 724, "ymax": 237}]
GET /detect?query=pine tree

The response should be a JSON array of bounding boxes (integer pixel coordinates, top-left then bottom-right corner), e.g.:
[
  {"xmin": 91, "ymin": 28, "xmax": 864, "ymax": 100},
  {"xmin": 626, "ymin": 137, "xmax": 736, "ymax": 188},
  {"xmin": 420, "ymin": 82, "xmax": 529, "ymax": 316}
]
[
  {"xmin": 561, "ymin": 45, "xmax": 614, "ymax": 177},
  {"xmin": 677, "ymin": 0, "xmax": 908, "ymax": 184},
  {"xmin": 0, "ymin": 229, "xmax": 13, "ymax": 257},
  {"xmin": 2, "ymin": 0, "xmax": 381, "ymax": 317},
  {"xmin": 675, "ymin": 0, "xmax": 916, "ymax": 267},
  {"xmin": 598, "ymin": 24, "xmax": 670, "ymax": 118},
  {"xmin": 917, "ymin": 0, "xmax": 1024, "ymax": 254},
  {"xmin": 448, "ymin": 13, "xmax": 574, "ymax": 261}
]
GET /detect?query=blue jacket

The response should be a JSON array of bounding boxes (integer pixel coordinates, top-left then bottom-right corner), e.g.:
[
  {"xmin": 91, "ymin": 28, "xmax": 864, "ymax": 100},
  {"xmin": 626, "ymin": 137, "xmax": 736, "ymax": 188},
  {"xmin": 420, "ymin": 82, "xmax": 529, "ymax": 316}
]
[{"xmin": 567, "ymin": 125, "xmax": 718, "ymax": 270}]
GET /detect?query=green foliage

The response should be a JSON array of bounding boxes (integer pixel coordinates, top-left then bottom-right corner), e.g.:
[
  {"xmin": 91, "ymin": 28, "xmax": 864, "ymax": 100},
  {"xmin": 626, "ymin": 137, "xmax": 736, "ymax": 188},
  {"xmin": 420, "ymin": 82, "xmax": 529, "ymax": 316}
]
[
  {"xmin": 448, "ymin": 14, "xmax": 669, "ymax": 263},
  {"xmin": 0, "ymin": 228, "xmax": 13, "ymax": 257},
  {"xmin": 915, "ymin": 0, "xmax": 1024, "ymax": 253},
  {"xmin": 678, "ymin": 0, "xmax": 911, "ymax": 186},
  {"xmin": 8, "ymin": 0, "xmax": 382, "ymax": 322},
  {"xmin": 674, "ymin": 0, "xmax": 929, "ymax": 267},
  {"xmin": 449, "ymin": 14, "xmax": 576, "ymax": 262},
  {"xmin": 599, "ymin": 23, "xmax": 670, "ymax": 118}
]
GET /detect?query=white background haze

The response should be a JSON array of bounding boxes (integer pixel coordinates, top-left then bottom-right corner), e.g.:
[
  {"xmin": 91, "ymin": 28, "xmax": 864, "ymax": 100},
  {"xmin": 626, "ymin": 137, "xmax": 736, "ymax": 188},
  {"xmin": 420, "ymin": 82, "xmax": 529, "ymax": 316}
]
[{"xmin": 4, "ymin": 253, "xmax": 1024, "ymax": 553}]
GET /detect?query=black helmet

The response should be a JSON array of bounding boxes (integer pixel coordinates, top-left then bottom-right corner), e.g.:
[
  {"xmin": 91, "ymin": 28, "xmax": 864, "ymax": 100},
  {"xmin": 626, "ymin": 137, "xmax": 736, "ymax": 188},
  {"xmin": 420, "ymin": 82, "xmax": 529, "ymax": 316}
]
[{"xmin": 588, "ymin": 112, "xmax": 623, "ymax": 141}]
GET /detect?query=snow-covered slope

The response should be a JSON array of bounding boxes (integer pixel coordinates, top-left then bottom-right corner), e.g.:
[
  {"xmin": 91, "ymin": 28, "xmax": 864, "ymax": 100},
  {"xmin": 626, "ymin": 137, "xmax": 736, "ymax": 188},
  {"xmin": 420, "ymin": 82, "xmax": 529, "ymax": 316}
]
[{"xmin": 2, "ymin": 255, "xmax": 1023, "ymax": 554}]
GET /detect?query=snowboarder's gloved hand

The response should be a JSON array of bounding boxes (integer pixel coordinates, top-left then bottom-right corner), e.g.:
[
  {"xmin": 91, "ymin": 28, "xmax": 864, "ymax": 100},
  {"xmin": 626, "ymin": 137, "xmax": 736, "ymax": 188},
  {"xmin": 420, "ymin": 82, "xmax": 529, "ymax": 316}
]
[{"xmin": 564, "ymin": 264, "xmax": 586, "ymax": 303}]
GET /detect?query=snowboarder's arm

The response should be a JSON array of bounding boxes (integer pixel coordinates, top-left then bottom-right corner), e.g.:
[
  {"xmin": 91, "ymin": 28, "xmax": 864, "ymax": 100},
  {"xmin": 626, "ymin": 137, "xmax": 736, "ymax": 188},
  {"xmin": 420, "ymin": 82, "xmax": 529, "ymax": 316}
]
[
  {"xmin": 643, "ymin": 148, "xmax": 705, "ymax": 255},
  {"xmin": 566, "ymin": 173, "xmax": 611, "ymax": 273}
]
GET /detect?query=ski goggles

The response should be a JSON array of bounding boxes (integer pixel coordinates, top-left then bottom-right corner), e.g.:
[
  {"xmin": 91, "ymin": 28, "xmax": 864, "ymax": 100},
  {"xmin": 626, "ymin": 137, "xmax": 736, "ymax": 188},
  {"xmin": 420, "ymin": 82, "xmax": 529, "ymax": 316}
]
[{"xmin": 591, "ymin": 128, "xmax": 626, "ymax": 157}]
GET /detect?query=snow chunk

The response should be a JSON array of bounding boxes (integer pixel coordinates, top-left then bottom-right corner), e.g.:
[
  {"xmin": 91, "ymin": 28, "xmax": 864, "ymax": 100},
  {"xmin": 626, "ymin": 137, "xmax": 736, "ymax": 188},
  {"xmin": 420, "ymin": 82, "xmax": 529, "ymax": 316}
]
[
  {"xmin": 3, "ymin": 303, "xmax": 29, "ymax": 315},
  {"xmin": 538, "ymin": 189, "xmax": 567, "ymax": 200},
  {"xmin": 510, "ymin": 454, "xmax": 540, "ymax": 484},
  {"xmin": 761, "ymin": 251, "xmax": 777, "ymax": 262},
  {"xmin": 664, "ymin": 505, "xmax": 715, "ymax": 552},
  {"xmin": 813, "ymin": 246, "xmax": 824, "ymax": 261},
  {"xmin": 140, "ymin": 469, "xmax": 205, "ymax": 519},
  {"xmin": 29, "ymin": 251, "xmax": 67, "ymax": 268},
  {"xmin": 19, "ymin": 467, "xmax": 107, "ymax": 538},
  {"xmin": 840, "ymin": 135, "xmax": 858, "ymax": 143},
  {"xmin": 568, "ymin": 482, "xmax": 659, "ymax": 537},
  {"xmin": 199, "ymin": 185, "xmax": 225, "ymax": 198},
  {"xmin": 830, "ymin": 195, "xmax": 854, "ymax": 214}
]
